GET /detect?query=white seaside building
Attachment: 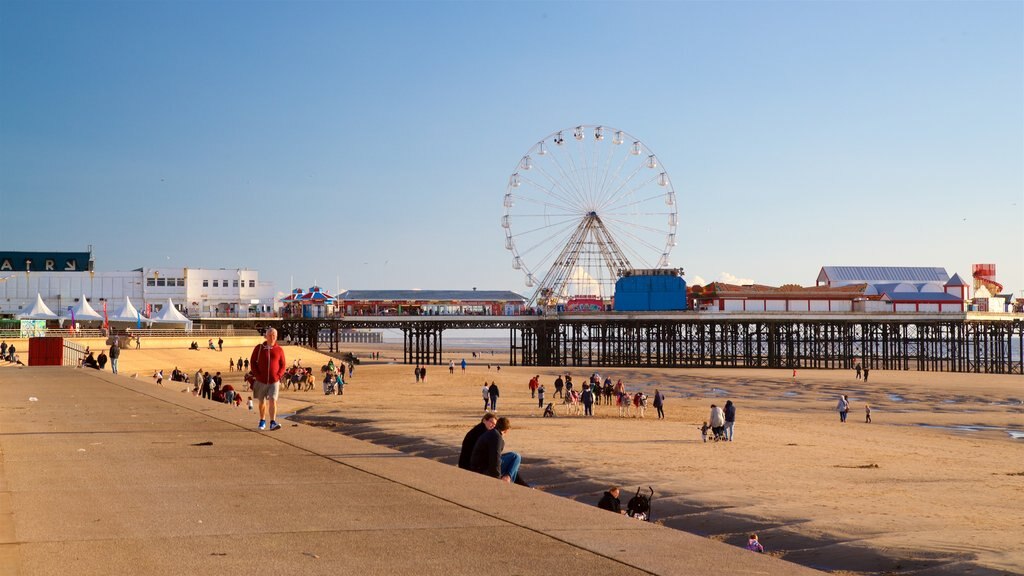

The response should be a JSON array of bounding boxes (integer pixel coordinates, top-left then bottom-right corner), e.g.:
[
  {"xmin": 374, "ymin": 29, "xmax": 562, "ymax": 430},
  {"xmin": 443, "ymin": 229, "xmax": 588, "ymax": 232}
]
[{"xmin": 0, "ymin": 253, "xmax": 276, "ymax": 319}]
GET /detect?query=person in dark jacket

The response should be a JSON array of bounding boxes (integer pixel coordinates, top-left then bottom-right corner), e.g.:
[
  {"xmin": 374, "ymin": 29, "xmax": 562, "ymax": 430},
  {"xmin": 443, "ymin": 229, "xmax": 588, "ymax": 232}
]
[
  {"xmin": 470, "ymin": 417, "xmax": 520, "ymax": 484},
  {"xmin": 597, "ymin": 487, "xmax": 625, "ymax": 514},
  {"xmin": 487, "ymin": 382, "xmax": 500, "ymax": 412},
  {"xmin": 458, "ymin": 413, "xmax": 497, "ymax": 470},
  {"xmin": 652, "ymin": 389, "xmax": 665, "ymax": 419},
  {"xmin": 724, "ymin": 400, "xmax": 736, "ymax": 441},
  {"xmin": 97, "ymin": 351, "xmax": 108, "ymax": 370},
  {"xmin": 109, "ymin": 341, "xmax": 120, "ymax": 374}
]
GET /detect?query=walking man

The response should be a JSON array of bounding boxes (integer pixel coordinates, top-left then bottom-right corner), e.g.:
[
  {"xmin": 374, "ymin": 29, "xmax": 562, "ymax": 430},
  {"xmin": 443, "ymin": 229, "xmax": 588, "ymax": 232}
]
[
  {"xmin": 652, "ymin": 388, "xmax": 665, "ymax": 419},
  {"xmin": 250, "ymin": 327, "xmax": 286, "ymax": 431},
  {"xmin": 109, "ymin": 340, "xmax": 120, "ymax": 375},
  {"xmin": 488, "ymin": 381, "xmax": 500, "ymax": 412},
  {"xmin": 724, "ymin": 400, "xmax": 736, "ymax": 441}
]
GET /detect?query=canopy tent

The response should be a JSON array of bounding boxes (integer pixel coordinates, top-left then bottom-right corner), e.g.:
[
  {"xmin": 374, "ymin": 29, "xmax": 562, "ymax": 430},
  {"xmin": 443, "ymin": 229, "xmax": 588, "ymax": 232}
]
[
  {"xmin": 280, "ymin": 286, "xmax": 337, "ymax": 304},
  {"xmin": 18, "ymin": 294, "xmax": 60, "ymax": 320},
  {"xmin": 67, "ymin": 295, "xmax": 104, "ymax": 322},
  {"xmin": 107, "ymin": 296, "xmax": 151, "ymax": 325},
  {"xmin": 149, "ymin": 299, "xmax": 193, "ymax": 328}
]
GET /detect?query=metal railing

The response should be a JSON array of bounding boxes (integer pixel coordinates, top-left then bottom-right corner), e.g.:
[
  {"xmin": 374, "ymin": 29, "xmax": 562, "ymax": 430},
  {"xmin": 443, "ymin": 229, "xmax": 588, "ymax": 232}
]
[
  {"xmin": 0, "ymin": 327, "xmax": 262, "ymax": 339},
  {"xmin": 63, "ymin": 340, "xmax": 87, "ymax": 367}
]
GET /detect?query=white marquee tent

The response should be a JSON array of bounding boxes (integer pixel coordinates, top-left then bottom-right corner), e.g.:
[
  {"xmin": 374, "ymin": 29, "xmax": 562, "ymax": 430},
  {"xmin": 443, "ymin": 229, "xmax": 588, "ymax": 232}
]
[
  {"xmin": 107, "ymin": 296, "xmax": 151, "ymax": 325},
  {"xmin": 149, "ymin": 299, "xmax": 192, "ymax": 329},
  {"xmin": 67, "ymin": 295, "xmax": 104, "ymax": 322},
  {"xmin": 18, "ymin": 294, "xmax": 60, "ymax": 320}
]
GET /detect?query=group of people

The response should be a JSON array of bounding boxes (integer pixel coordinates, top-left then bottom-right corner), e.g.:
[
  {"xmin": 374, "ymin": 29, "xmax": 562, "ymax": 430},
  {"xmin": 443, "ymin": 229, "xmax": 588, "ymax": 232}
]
[
  {"xmin": 528, "ymin": 373, "xmax": 667, "ymax": 420},
  {"xmin": 320, "ymin": 360, "xmax": 345, "ymax": 395},
  {"xmin": 836, "ymin": 394, "xmax": 871, "ymax": 423},
  {"xmin": 1, "ymin": 341, "xmax": 23, "ymax": 365},
  {"xmin": 80, "ymin": 341, "xmax": 121, "ymax": 373},
  {"xmin": 702, "ymin": 400, "xmax": 736, "ymax": 442}
]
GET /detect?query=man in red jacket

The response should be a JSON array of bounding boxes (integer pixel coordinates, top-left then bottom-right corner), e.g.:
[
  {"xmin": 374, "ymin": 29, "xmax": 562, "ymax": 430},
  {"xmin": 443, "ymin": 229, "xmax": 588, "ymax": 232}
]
[{"xmin": 250, "ymin": 328, "xmax": 287, "ymax": 431}]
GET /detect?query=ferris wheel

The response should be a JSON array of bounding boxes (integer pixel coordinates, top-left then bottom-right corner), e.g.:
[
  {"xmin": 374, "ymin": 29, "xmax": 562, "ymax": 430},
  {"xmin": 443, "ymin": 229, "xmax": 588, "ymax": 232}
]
[{"xmin": 502, "ymin": 125, "xmax": 678, "ymax": 306}]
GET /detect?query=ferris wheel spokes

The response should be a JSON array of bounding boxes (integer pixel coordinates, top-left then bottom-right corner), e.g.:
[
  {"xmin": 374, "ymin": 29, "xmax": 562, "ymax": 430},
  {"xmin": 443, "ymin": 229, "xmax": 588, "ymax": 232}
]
[{"xmin": 502, "ymin": 125, "xmax": 679, "ymax": 306}]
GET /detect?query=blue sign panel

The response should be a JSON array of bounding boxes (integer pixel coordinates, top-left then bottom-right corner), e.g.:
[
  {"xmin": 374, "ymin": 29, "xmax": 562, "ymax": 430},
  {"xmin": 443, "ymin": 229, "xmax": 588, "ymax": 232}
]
[{"xmin": 0, "ymin": 252, "xmax": 92, "ymax": 272}]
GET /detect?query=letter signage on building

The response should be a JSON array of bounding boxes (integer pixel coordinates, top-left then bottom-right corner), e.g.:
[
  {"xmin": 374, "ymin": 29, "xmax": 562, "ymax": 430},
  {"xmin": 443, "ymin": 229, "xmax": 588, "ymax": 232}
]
[{"xmin": 0, "ymin": 252, "xmax": 92, "ymax": 272}]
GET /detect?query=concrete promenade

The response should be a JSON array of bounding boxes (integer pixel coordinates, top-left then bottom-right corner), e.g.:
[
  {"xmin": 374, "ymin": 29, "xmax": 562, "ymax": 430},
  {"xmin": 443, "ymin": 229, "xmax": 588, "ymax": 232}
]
[{"xmin": 0, "ymin": 367, "xmax": 821, "ymax": 576}]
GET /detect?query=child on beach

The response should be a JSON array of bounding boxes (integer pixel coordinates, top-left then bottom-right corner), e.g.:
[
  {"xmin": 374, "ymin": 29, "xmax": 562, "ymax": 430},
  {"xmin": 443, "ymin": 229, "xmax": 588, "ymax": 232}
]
[
  {"xmin": 746, "ymin": 534, "xmax": 764, "ymax": 553},
  {"xmin": 865, "ymin": 403, "xmax": 872, "ymax": 423},
  {"xmin": 699, "ymin": 422, "xmax": 711, "ymax": 442}
]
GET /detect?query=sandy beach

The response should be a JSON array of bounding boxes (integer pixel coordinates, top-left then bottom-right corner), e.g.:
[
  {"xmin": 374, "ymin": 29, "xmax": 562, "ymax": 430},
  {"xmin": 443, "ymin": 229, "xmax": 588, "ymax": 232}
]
[{"xmin": 26, "ymin": 337, "xmax": 1024, "ymax": 575}]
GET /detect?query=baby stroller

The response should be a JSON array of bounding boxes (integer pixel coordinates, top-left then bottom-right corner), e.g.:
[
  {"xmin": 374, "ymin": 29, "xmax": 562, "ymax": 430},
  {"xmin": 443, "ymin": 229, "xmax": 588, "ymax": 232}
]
[{"xmin": 626, "ymin": 486, "xmax": 654, "ymax": 521}]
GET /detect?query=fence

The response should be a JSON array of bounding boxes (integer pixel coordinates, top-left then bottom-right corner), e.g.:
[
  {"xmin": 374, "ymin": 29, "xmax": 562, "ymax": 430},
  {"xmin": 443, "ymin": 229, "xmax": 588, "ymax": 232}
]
[
  {"xmin": 0, "ymin": 327, "xmax": 261, "ymax": 339},
  {"xmin": 62, "ymin": 340, "xmax": 87, "ymax": 367}
]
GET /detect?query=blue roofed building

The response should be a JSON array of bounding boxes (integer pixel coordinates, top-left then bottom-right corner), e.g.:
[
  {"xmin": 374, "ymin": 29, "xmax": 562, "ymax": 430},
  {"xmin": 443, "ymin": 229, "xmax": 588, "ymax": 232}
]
[{"xmin": 817, "ymin": 267, "xmax": 968, "ymax": 312}]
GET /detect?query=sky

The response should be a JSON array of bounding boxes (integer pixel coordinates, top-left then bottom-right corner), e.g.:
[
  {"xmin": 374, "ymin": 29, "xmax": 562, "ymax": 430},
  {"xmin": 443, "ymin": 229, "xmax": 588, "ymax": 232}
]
[{"xmin": 1, "ymin": 0, "xmax": 1022, "ymax": 300}]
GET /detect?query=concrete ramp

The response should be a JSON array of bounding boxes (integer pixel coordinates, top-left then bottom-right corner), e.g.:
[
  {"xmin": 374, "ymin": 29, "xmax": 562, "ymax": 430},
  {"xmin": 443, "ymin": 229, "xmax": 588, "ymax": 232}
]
[{"xmin": 0, "ymin": 367, "xmax": 821, "ymax": 575}]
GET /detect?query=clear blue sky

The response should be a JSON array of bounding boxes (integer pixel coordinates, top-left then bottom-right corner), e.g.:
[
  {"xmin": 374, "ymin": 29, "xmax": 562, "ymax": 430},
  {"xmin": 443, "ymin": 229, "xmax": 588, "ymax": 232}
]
[{"xmin": 2, "ymin": 1, "xmax": 1021, "ymax": 299}]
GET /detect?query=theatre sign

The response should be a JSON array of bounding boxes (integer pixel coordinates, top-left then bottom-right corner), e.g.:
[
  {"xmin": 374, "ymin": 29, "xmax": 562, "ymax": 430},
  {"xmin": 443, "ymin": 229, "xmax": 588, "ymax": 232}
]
[{"xmin": 0, "ymin": 251, "xmax": 93, "ymax": 272}]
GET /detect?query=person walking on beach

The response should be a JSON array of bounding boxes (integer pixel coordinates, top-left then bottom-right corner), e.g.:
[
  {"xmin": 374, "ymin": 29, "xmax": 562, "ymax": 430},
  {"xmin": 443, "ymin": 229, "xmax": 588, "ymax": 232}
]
[
  {"xmin": 458, "ymin": 412, "xmax": 496, "ymax": 470},
  {"xmin": 217, "ymin": 337, "xmax": 223, "ymax": 351},
  {"xmin": 470, "ymin": 416, "xmax": 521, "ymax": 484},
  {"xmin": 250, "ymin": 327, "xmax": 286, "ymax": 431},
  {"xmin": 461, "ymin": 358, "xmax": 466, "ymax": 372},
  {"xmin": 109, "ymin": 340, "xmax": 120, "ymax": 374},
  {"xmin": 855, "ymin": 362, "xmax": 862, "ymax": 380},
  {"xmin": 863, "ymin": 367, "xmax": 870, "ymax": 383},
  {"xmin": 537, "ymin": 383, "xmax": 545, "ymax": 408},
  {"xmin": 865, "ymin": 403, "xmax": 872, "ymax": 423},
  {"xmin": 581, "ymin": 385, "xmax": 594, "ymax": 416},
  {"xmin": 229, "ymin": 358, "xmax": 235, "ymax": 372},
  {"xmin": 488, "ymin": 381, "xmax": 500, "ymax": 412},
  {"xmin": 482, "ymin": 383, "xmax": 491, "ymax": 410},
  {"xmin": 652, "ymin": 389, "xmax": 665, "ymax": 419},
  {"xmin": 449, "ymin": 360, "xmax": 454, "ymax": 374},
  {"xmin": 414, "ymin": 365, "xmax": 420, "ymax": 383},
  {"xmin": 553, "ymin": 375, "xmax": 564, "ymax": 399},
  {"xmin": 528, "ymin": 375, "xmax": 539, "ymax": 399},
  {"xmin": 837, "ymin": 394, "xmax": 850, "ymax": 423},
  {"xmin": 709, "ymin": 404, "xmax": 726, "ymax": 439},
  {"xmin": 723, "ymin": 400, "xmax": 736, "ymax": 441}
]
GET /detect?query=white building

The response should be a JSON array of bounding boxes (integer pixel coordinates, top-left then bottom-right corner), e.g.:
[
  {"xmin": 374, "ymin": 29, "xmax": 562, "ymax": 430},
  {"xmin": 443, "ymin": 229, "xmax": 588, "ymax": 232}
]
[{"xmin": 0, "ymin": 264, "xmax": 276, "ymax": 319}]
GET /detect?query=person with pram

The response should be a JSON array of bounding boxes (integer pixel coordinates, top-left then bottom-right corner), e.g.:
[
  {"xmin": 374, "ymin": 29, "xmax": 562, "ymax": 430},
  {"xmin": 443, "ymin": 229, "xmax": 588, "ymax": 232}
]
[{"xmin": 597, "ymin": 485, "xmax": 654, "ymax": 521}]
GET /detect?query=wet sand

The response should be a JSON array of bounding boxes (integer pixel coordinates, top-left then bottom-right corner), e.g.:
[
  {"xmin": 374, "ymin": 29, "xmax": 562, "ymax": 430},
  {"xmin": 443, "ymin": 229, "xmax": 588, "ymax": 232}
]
[{"xmin": 106, "ymin": 340, "xmax": 1024, "ymax": 575}]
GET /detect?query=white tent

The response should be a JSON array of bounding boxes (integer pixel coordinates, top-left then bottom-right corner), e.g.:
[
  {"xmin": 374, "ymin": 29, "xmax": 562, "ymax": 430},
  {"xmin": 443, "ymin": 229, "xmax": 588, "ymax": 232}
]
[
  {"xmin": 107, "ymin": 296, "xmax": 151, "ymax": 325},
  {"xmin": 149, "ymin": 299, "xmax": 192, "ymax": 328},
  {"xmin": 67, "ymin": 295, "xmax": 104, "ymax": 322},
  {"xmin": 18, "ymin": 294, "xmax": 60, "ymax": 320}
]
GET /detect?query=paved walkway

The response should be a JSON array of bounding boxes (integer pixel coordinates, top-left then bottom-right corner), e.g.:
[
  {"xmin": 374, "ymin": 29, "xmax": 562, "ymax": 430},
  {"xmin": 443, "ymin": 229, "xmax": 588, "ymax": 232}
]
[{"xmin": 0, "ymin": 367, "xmax": 821, "ymax": 576}]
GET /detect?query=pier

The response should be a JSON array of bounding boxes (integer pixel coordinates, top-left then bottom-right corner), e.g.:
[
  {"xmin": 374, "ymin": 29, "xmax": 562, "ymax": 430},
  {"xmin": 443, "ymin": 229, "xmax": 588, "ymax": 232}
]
[{"xmin": 201, "ymin": 312, "xmax": 1024, "ymax": 375}]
